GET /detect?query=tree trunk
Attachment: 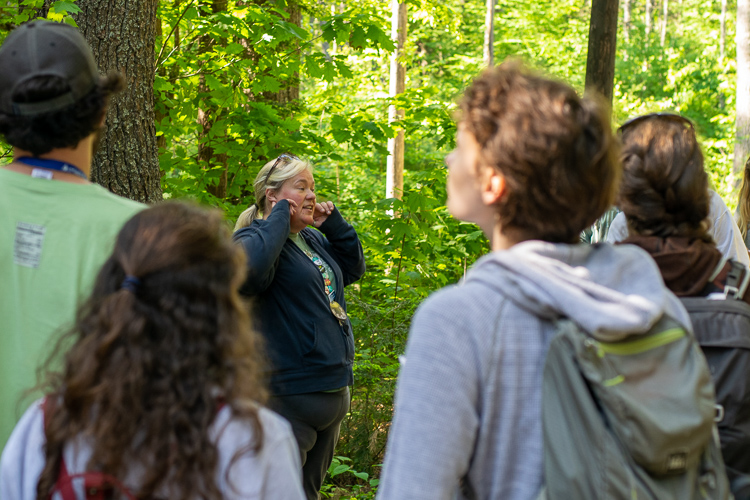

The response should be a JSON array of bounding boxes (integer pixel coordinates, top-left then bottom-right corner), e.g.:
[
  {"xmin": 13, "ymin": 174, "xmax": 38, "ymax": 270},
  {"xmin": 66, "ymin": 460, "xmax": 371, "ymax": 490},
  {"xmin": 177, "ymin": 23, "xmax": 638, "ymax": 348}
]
[
  {"xmin": 660, "ymin": 0, "xmax": 668, "ymax": 47},
  {"xmin": 386, "ymin": 0, "xmax": 407, "ymax": 202},
  {"xmin": 623, "ymin": 0, "xmax": 630, "ymax": 43},
  {"xmin": 483, "ymin": 0, "xmax": 495, "ymax": 67},
  {"xmin": 734, "ymin": 0, "xmax": 750, "ymax": 185},
  {"xmin": 585, "ymin": 0, "xmax": 620, "ymax": 107},
  {"xmin": 645, "ymin": 0, "xmax": 653, "ymax": 38},
  {"xmin": 198, "ymin": 0, "xmax": 228, "ymax": 199},
  {"xmin": 74, "ymin": 0, "xmax": 162, "ymax": 203},
  {"xmin": 721, "ymin": 0, "xmax": 728, "ymax": 59}
]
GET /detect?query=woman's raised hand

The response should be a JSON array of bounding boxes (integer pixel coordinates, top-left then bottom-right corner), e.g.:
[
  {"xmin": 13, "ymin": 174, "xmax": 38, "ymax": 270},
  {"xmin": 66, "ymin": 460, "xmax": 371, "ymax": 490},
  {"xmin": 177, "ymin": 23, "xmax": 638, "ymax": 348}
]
[
  {"xmin": 271, "ymin": 199, "xmax": 298, "ymax": 218},
  {"xmin": 313, "ymin": 201, "xmax": 334, "ymax": 227}
]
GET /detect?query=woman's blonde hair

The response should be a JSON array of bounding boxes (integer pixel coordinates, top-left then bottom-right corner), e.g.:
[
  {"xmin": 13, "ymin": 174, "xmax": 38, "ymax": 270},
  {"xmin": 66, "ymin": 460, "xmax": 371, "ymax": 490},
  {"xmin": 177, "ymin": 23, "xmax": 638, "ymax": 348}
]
[
  {"xmin": 738, "ymin": 156, "xmax": 750, "ymax": 240},
  {"xmin": 234, "ymin": 155, "xmax": 313, "ymax": 231}
]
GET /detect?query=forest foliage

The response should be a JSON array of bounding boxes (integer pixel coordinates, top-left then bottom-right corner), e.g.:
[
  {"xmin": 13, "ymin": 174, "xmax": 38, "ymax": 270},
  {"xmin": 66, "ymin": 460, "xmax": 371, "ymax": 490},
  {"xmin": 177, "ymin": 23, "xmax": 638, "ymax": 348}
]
[{"xmin": 0, "ymin": 0, "xmax": 743, "ymax": 496}]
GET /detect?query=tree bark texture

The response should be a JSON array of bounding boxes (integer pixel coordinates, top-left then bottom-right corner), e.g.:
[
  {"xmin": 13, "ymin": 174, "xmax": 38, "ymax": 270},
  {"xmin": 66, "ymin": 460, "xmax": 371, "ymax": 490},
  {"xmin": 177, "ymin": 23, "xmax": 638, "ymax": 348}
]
[
  {"xmin": 386, "ymin": 0, "xmax": 407, "ymax": 202},
  {"xmin": 660, "ymin": 0, "xmax": 668, "ymax": 46},
  {"xmin": 483, "ymin": 0, "xmax": 495, "ymax": 67},
  {"xmin": 585, "ymin": 0, "xmax": 620, "ymax": 107},
  {"xmin": 735, "ymin": 0, "xmax": 750, "ymax": 183},
  {"xmin": 74, "ymin": 0, "xmax": 162, "ymax": 203}
]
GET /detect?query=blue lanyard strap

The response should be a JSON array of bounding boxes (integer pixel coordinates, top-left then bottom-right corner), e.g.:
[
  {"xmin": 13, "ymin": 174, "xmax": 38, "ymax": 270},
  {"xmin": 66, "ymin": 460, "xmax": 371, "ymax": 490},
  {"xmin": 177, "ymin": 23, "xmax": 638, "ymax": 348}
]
[{"xmin": 15, "ymin": 156, "xmax": 88, "ymax": 180}]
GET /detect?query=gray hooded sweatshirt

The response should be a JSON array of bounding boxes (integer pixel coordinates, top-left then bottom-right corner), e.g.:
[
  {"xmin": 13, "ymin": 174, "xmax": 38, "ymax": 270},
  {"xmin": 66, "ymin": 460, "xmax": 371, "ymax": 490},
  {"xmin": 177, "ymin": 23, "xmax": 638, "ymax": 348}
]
[{"xmin": 377, "ymin": 241, "xmax": 691, "ymax": 500}]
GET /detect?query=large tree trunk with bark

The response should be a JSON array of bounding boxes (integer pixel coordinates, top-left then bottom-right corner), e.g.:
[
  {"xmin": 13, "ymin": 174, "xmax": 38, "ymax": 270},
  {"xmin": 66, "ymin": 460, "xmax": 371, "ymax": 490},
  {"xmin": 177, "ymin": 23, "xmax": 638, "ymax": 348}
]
[
  {"xmin": 735, "ymin": 0, "xmax": 750, "ymax": 185},
  {"xmin": 386, "ymin": 0, "xmax": 407, "ymax": 202},
  {"xmin": 585, "ymin": 0, "xmax": 620, "ymax": 107},
  {"xmin": 74, "ymin": 0, "xmax": 162, "ymax": 203},
  {"xmin": 483, "ymin": 0, "xmax": 495, "ymax": 67}
]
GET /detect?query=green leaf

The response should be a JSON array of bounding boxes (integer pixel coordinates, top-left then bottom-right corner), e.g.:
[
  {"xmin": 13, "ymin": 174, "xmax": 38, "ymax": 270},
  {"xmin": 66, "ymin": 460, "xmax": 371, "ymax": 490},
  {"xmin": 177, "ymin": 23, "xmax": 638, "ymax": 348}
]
[
  {"xmin": 205, "ymin": 74, "xmax": 222, "ymax": 91},
  {"xmin": 349, "ymin": 25, "xmax": 367, "ymax": 50},
  {"xmin": 154, "ymin": 76, "xmax": 174, "ymax": 92},
  {"xmin": 49, "ymin": 0, "xmax": 81, "ymax": 15},
  {"xmin": 331, "ymin": 464, "xmax": 350, "ymax": 476}
]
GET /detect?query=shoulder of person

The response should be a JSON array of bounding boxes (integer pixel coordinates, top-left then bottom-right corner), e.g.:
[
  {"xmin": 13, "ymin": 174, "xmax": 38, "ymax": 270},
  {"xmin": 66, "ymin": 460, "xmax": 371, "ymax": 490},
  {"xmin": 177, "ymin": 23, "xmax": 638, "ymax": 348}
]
[
  {"xmin": 412, "ymin": 279, "xmax": 508, "ymax": 335},
  {"xmin": 85, "ymin": 183, "xmax": 147, "ymax": 212},
  {"xmin": 0, "ymin": 399, "xmax": 45, "ymax": 483}
]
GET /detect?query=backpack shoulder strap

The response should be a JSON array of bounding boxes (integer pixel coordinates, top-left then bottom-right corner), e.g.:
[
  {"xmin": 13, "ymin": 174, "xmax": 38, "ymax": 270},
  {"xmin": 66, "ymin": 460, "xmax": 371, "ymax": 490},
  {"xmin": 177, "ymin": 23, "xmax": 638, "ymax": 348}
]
[{"xmin": 723, "ymin": 259, "xmax": 750, "ymax": 300}]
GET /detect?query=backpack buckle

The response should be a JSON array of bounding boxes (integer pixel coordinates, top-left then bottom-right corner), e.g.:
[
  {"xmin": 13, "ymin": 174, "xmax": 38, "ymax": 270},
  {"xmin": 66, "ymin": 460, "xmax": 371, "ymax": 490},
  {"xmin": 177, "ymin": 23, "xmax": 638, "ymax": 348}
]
[{"xmin": 715, "ymin": 404, "xmax": 725, "ymax": 423}]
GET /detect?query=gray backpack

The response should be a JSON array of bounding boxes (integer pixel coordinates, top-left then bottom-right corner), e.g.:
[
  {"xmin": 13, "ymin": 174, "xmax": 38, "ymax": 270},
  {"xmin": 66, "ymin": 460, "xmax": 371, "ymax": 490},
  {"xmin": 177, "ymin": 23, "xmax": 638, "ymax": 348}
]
[{"xmin": 538, "ymin": 315, "xmax": 733, "ymax": 499}]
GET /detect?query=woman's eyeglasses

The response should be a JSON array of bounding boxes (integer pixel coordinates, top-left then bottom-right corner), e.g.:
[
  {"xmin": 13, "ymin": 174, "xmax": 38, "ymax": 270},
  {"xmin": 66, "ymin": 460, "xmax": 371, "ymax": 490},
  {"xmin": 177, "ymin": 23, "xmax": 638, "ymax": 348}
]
[
  {"xmin": 618, "ymin": 113, "xmax": 694, "ymax": 135},
  {"xmin": 265, "ymin": 153, "xmax": 300, "ymax": 185}
]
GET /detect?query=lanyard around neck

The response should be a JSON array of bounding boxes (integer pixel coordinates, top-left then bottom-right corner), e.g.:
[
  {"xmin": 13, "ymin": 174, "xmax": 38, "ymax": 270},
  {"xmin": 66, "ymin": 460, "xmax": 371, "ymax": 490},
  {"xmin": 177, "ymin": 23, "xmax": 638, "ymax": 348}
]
[{"xmin": 15, "ymin": 156, "xmax": 88, "ymax": 180}]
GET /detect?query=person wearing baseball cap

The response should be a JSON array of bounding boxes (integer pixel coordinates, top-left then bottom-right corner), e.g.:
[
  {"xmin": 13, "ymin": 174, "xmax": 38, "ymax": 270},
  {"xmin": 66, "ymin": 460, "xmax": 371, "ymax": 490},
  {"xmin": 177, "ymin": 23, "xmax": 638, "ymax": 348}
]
[{"xmin": 0, "ymin": 20, "xmax": 145, "ymax": 452}]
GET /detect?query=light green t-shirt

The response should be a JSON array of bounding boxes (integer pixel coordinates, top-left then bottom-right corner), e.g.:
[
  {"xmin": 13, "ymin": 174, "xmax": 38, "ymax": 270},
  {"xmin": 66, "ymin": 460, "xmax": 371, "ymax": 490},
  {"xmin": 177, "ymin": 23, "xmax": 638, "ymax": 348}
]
[{"xmin": 0, "ymin": 169, "xmax": 145, "ymax": 451}]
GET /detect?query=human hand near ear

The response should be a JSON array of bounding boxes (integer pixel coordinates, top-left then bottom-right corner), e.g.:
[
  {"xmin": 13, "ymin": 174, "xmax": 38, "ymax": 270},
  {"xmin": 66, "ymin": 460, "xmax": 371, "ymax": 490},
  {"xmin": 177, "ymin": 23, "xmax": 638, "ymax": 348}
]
[
  {"xmin": 313, "ymin": 201, "xmax": 334, "ymax": 227},
  {"xmin": 271, "ymin": 199, "xmax": 298, "ymax": 218}
]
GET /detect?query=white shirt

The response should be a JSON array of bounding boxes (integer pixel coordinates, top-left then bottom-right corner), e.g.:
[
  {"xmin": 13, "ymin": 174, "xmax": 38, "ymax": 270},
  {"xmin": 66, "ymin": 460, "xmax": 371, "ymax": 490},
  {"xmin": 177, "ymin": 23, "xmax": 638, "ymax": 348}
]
[
  {"xmin": 0, "ymin": 400, "xmax": 305, "ymax": 500},
  {"xmin": 607, "ymin": 190, "xmax": 750, "ymax": 266}
]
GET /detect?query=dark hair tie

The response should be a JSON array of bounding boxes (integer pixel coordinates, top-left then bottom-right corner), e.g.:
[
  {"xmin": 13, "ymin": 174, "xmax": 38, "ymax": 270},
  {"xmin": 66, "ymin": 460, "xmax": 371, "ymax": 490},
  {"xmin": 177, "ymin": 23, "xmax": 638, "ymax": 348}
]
[{"xmin": 121, "ymin": 275, "xmax": 141, "ymax": 294}]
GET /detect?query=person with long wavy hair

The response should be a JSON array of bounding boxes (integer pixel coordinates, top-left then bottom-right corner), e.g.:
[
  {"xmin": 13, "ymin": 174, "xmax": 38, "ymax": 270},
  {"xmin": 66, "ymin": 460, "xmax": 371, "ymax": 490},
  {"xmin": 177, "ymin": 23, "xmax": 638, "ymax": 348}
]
[
  {"xmin": 736, "ymin": 155, "xmax": 750, "ymax": 252},
  {"xmin": 0, "ymin": 202, "xmax": 304, "ymax": 500}
]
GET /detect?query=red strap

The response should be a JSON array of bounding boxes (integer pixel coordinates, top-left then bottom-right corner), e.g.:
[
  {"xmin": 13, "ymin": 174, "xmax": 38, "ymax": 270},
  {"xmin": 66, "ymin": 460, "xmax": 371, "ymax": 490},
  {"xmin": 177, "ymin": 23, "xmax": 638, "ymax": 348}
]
[{"xmin": 42, "ymin": 397, "xmax": 226, "ymax": 500}]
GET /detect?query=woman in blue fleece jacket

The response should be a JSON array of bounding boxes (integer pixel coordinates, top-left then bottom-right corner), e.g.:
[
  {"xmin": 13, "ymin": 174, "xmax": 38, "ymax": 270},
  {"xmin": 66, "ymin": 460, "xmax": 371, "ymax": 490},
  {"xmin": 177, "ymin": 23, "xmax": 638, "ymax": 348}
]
[{"xmin": 233, "ymin": 154, "xmax": 365, "ymax": 500}]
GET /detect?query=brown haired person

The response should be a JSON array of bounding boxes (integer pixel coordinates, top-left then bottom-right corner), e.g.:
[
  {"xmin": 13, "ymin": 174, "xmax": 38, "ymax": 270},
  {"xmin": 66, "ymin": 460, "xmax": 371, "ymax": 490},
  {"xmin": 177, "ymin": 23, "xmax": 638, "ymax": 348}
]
[
  {"xmin": 0, "ymin": 202, "xmax": 304, "ymax": 500},
  {"xmin": 0, "ymin": 21, "xmax": 144, "ymax": 452},
  {"xmin": 615, "ymin": 114, "xmax": 750, "ymax": 305},
  {"xmin": 606, "ymin": 127, "xmax": 749, "ymax": 267},
  {"xmin": 615, "ymin": 114, "xmax": 750, "ymax": 495},
  {"xmin": 736, "ymin": 156, "xmax": 750, "ymax": 253},
  {"xmin": 377, "ymin": 62, "xmax": 693, "ymax": 499},
  {"xmin": 234, "ymin": 154, "xmax": 365, "ymax": 500}
]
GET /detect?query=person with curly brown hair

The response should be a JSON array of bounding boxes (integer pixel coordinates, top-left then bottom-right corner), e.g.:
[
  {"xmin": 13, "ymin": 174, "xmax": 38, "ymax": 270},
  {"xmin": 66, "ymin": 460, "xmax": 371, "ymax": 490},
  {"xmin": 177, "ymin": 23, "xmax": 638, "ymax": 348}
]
[
  {"xmin": 0, "ymin": 202, "xmax": 304, "ymax": 500},
  {"xmin": 377, "ymin": 62, "xmax": 693, "ymax": 500}
]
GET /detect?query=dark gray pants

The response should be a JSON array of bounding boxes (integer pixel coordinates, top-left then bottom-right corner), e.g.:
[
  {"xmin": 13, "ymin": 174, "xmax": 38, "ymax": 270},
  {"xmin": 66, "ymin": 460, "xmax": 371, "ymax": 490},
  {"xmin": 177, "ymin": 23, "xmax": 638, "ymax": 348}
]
[{"xmin": 269, "ymin": 387, "xmax": 350, "ymax": 500}]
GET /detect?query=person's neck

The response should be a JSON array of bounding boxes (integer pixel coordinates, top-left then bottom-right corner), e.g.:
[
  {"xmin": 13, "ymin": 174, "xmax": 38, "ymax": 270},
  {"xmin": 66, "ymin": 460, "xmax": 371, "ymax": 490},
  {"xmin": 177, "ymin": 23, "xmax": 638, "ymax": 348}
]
[
  {"xmin": 489, "ymin": 225, "xmax": 518, "ymax": 251},
  {"xmin": 7, "ymin": 137, "xmax": 93, "ymax": 184}
]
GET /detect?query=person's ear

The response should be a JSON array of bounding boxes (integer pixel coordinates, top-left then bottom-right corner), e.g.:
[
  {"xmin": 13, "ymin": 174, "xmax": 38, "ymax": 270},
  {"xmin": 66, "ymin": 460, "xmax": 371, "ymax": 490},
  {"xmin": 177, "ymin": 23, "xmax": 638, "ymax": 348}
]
[
  {"xmin": 480, "ymin": 167, "xmax": 506, "ymax": 205},
  {"xmin": 266, "ymin": 187, "xmax": 277, "ymax": 204}
]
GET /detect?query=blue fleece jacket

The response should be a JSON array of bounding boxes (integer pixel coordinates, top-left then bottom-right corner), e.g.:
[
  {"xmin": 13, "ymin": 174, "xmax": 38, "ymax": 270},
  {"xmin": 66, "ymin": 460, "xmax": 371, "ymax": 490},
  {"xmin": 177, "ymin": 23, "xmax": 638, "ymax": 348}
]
[{"xmin": 233, "ymin": 200, "xmax": 365, "ymax": 396}]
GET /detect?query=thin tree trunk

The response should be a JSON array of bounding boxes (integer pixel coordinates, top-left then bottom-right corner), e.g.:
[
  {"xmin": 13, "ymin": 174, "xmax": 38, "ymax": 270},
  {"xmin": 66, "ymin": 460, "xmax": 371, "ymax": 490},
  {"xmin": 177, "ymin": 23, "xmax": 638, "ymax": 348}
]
[
  {"xmin": 734, "ymin": 0, "xmax": 750, "ymax": 186},
  {"xmin": 386, "ymin": 0, "xmax": 407, "ymax": 202},
  {"xmin": 198, "ymin": 0, "xmax": 228, "ymax": 199},
  {"xmin": 74, "ymin": 0, "xmax": 162, "ymax": 203},
  {"xmin": 623, "ymin": 0, "xmax": 630, "ymax": 43},
  {"xmin": 585, "ymin": 0, "xmax": 620, "ymax": 108},
  {"xmin": 660, "ymin": 0, "xmax": 668, "ymax": 47},
  {"xmin": 721, "ymin": 0, "xmax": 728, "ymax": 59},
  {"xmin": 646, "ymin": 0, "xmax": 653, "ymax": 38},
  {"xmin": 483, "ymin": 0, "xmax": 495, "ymax": 67}
]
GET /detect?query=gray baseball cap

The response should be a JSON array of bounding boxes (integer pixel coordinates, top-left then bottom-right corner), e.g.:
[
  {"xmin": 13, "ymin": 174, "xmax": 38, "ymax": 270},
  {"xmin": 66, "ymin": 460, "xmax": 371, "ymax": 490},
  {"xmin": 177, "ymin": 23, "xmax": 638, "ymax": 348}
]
[{"xmin": 0, "ymin": 21, "xmax": 100, "ymax": 116}]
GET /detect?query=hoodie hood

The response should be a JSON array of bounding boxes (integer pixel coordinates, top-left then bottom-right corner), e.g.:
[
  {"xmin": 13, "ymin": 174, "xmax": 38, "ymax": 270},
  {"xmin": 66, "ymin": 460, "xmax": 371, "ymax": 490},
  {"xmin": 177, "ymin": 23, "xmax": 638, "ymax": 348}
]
[{"xmin": 465, "ymin": 240, "xmax": 691, "ymax": 341}]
